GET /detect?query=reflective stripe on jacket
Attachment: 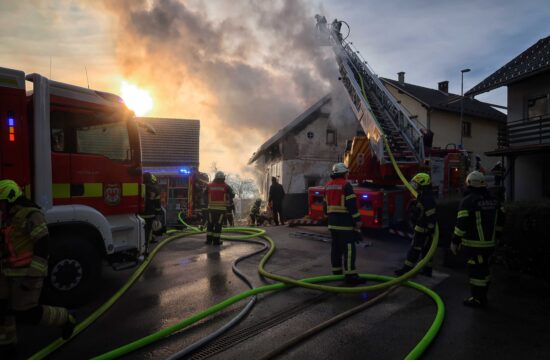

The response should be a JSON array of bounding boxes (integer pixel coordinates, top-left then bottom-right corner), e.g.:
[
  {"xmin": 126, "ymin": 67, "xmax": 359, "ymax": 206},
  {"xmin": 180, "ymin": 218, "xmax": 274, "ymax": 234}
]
[
  {"xmin": 207, "ymin": 182, "xmax": 230, "ymax": 210},
  {"xmin": 324, "ymin": 178, "xmax": 360, "ymax": 230},
  {"xmin": 453, "ymin": 189, "xmax": 503, "ymax": 248},
  {"xmin": 2, "ymin": 207, "xmax": 47, "ymax": 270}
]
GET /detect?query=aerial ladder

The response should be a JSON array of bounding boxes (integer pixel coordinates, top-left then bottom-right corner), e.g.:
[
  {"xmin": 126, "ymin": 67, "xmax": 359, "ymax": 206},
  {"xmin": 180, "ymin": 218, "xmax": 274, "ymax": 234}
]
[{"xmin": 315, "ymin": 16, "xmax": 425, "ymax": 184}]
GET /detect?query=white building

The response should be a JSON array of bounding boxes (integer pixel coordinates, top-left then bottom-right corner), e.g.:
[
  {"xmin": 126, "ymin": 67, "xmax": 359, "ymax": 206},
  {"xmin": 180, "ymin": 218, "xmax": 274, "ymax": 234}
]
[{"xmin": 249, "ymin": 94, "xmax": 361, "ymax": 219}]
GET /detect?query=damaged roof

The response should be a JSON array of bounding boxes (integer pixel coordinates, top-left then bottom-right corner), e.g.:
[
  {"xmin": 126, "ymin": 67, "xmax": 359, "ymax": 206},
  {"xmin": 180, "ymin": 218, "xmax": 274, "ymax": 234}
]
[
  {"xmin": 138, "ymin": 117, "xmax": 200, "ymax": 167},
  {"xmin": 466, "ymin": 35, "xmax": 550, "ymax": 97},
  {"xmin": 248, "ymin": 94, "xmax": 331, "ymax": 164},
  {"xmin": 382, "ymin": 78, "xmax": 506, "ymax": 122}
]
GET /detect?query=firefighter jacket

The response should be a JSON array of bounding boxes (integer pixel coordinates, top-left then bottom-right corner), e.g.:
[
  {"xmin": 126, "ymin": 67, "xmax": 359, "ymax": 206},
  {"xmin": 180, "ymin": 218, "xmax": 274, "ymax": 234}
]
[
  {"xmin": 1, "ymin": 204, "xmax": 49, "ymax": 277},
  {"xmin": 324, "ymin": 177, "xmax": 360, "ymax": 231},
  {"xmin": 142, "ymin": 183, "xmax": 162, "ymax": 219},
  {"xmin": 207, "ymin": 181, "xmax": 235, "ymax": 211},
  {"xmin": 453, "ymin": 188, "xmax": 504, "ymax": 249},
  {"xmin": 411, "ymin": 189, "xmax": 437, "ymax": 236}
]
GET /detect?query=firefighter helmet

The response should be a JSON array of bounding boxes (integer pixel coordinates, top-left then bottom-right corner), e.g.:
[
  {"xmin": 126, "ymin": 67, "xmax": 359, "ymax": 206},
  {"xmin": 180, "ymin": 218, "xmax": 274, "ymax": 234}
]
[
  {"xmin": 411, "ymin": 173, "xmax": 431, "ymax": 187},
  {"xmin": 0, "ymin": 179, "xmax": 23, "ymax": 203},
  {"xmin": 466, "ymin": 171, "xmax": 486, "ymax": 188},
  {"xmin": 143, "ymin": 172, "xmax": 157, "ymax": 184},
  {"xmin": 331, "ymin": 162, "xmax": 349, "ymax": 175},
  {"xmin": 215, "ymin": 171, "xmax": 226, "ymax": 180}
]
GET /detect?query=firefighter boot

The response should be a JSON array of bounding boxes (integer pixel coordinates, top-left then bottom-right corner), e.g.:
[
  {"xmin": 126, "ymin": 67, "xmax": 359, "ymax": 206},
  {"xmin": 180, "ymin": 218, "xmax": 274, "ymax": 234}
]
[
  {"xmin": 61, "ymin": 314, "xmax": 77, "ymax": 340},
  {"xmin": 394, "ymin": 266, "xmax": 412, "ymax": 276},
  {"xmin": 463, "ymin": 297, "xmax": 487, "ymax": 308},
  {"xmin": 344, "ymin": 274, "xmax": 367, "ymax": 286}
]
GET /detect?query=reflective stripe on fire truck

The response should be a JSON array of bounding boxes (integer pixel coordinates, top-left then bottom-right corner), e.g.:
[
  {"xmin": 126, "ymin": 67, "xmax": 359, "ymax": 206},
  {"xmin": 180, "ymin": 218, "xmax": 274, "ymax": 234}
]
[
  {"xmin": 122, "ymin": 183, "xmax": 139, "ymax": 196},
  {"xmin": 51, "ymin": 183, "xmax": 140, "ymax": 199}
]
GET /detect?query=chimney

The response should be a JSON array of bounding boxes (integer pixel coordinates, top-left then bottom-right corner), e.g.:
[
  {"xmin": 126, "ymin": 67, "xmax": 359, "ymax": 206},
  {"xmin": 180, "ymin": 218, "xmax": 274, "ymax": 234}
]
[
  {"xmin": 398, "ymin": 72, "xmax": 405, "ymax": 85},
  {"xmin": 438, "ymin": 81, "xmax": 449, "ymax": 93}
]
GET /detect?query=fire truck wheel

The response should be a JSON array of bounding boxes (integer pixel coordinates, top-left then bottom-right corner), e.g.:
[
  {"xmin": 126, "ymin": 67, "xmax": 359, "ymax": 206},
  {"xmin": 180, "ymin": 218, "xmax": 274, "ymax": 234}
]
[{"xmin": 43, "ymin": 234, "xmax": 102, "ymax": 308}]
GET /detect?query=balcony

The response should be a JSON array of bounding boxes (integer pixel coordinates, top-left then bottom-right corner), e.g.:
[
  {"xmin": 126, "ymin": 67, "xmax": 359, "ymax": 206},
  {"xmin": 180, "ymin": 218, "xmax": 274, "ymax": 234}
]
[{"xmin": 498, "ymin": 114, "xmax": 550, "ymax": 148}]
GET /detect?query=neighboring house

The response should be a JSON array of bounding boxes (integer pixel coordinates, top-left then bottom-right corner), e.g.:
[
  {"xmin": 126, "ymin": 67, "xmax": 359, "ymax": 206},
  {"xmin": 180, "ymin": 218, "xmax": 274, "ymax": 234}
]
[
  {"xmin": 466, "ymin": 36, "xmax": 550, "ymax": 201},
  {"xmin": 138, "ymin": 117, "xmax": 201, "ymax": 225},
  {"xmin": 249, "ymin": 94, "xmax": 361, "ymax": 219},
  {"xmin": 382, "ymin": 74, "xmax": 506, "ymax": 167}
]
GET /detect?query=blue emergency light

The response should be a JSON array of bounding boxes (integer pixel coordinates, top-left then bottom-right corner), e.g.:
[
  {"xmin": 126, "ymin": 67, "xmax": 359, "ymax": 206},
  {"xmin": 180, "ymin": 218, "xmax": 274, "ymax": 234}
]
[
  {"xmin": 314, "ymin": 191, "xmax": 320, "ymax": 195},
  {"xmin": 362, "ymin": 194, "xmax": 369, "ymax": 199},
  {"xmin": 179, "ymin": 168, "xmax": 190, "ymax": 175}
]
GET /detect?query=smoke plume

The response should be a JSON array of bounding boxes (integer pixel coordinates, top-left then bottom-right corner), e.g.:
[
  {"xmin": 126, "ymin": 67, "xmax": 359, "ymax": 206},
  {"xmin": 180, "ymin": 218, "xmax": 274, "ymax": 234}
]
[{"xmin": 92, "ymin": 0, "xmax": 339, "ymax": 175}]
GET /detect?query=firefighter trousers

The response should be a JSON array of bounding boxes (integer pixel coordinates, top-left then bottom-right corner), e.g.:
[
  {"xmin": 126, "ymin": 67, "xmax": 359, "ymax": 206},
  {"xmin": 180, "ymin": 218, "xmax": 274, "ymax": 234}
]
[
  {"xmin": 465, "ymin": 247, "xmax": 493, "ymax": 303},
  {"xmin": 0, "ymin": 273, "xmax": 71, "ymax": 346},
  {"xmin": 330, "ymin": 229, "xmax": 357, "ymax": 276},
  {"xmin": 206, "ymin": 209, "xmax": 225, "ymax": 245},
  {"xmin": 403, "ymin": 232, "xmax": 433, "ymax": 270}
]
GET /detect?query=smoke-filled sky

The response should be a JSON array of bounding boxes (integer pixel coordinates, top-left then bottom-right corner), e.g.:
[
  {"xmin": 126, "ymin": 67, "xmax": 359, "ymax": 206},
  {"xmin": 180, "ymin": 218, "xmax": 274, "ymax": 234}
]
[{"xmin": 1, "ymin": 0, "xmax": 548, "ymax": 175}]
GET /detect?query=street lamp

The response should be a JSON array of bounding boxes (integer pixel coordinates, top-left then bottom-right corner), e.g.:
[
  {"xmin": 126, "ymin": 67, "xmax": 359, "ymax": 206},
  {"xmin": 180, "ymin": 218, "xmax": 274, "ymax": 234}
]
[{"xmin": 460, "ymin": 68, "xmax": 471, "ymax": 147}]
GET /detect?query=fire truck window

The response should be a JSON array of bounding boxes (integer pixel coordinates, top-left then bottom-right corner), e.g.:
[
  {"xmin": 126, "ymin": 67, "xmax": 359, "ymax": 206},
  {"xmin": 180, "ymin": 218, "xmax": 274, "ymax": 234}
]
[{"xmin": 76, "ymin": 122, "xmax": 131, "ymax": 161}]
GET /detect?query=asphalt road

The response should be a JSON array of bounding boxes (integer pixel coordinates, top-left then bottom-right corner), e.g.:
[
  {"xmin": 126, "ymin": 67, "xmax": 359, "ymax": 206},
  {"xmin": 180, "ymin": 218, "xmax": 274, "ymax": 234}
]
[{"xmin": 18, "ymin": 225, "xmax": 550, "ymax": 360}]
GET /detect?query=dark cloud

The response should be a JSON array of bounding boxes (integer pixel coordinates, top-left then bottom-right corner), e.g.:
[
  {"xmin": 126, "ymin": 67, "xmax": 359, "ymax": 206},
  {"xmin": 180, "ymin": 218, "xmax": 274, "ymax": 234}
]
[{"xmin": 95, "ymin": 0, "xmax": 340, "ymax": 173}]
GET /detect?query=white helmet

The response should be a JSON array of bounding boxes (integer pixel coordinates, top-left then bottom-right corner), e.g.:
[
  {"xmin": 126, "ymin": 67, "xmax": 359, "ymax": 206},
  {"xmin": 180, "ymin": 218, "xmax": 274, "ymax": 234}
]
[
  {"xmin": 331, "ymin": 162, "xmax": 349, "ymax": 175},
  {"xmin": 214, "ymin": 171, "xmax": 225, "ymax": 180},
  {"xmin": 466, "ymin": 171, "xmax": 486, "ymax": 188}
]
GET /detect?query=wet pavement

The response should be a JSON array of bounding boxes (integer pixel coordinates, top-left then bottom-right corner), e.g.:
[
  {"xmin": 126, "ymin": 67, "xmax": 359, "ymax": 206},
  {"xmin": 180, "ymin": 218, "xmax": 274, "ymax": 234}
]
[{"xmin": 18, "ymin": 225, "xmax": 550, "ymax": 359}]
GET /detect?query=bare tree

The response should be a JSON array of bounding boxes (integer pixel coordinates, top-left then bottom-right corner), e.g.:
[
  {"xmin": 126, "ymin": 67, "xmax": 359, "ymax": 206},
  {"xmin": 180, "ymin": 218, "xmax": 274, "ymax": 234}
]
[{"xmin": 225, "ymin": 173, "xmax": 259, "ymax": 199}]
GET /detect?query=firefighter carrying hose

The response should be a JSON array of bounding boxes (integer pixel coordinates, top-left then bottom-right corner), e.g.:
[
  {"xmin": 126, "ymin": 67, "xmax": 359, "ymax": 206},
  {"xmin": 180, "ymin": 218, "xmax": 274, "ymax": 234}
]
[
  {"xmin": 324, "ymin": 163, "xmax": 366, "ymax": 286},
  {"xmin": 206, "ymin": 172, "xmax": 235, "ymax": 246},
  {"xmin": 395, "ymin": 173, "xmax": 437, "ymax": 277},
  {"xmin": 141, "ymin": 172, "xmax": 162, "ymax": 256},
  {"xmin": 451, "ymin": 171, "xmax": 504, "ymax": 308},
  {"xmin": 0, "ymin": 180, "xmax": 75, "ymax": 358}
]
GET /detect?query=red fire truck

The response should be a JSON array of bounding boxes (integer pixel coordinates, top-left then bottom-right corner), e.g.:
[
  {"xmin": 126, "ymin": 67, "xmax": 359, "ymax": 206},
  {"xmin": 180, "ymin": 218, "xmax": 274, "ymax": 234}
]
[{"xmin": 1, "ymin": 67, "xmax": 145, "ymax": 306}]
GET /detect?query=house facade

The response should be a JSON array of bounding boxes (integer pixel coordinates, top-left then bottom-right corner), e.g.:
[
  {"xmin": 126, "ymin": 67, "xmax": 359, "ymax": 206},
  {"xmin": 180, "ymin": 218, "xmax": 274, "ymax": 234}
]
[
  {"xmin": 466, "ymin": 36, "xmax": 550, "ymax": 201},
  {"xmin": 382, "ymin": 74, "xmax": 506, "ymax": 168},
  {"xmin": 249, "ymin": 95, "xmax": 361, "ymax": 219}
]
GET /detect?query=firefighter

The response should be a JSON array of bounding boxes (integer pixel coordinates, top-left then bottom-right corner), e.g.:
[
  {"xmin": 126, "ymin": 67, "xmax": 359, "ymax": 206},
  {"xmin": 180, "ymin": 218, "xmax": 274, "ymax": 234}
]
[
  {"xmin": 249, "ymin": 199, "xmax": 262, "ymax": 226},
  {"xmin": 0, "ymin": 180, "xmax": 75, "ymax": 357},
  {"xmin": 141, "ymin": 173, "xmax": 162, "ymax": 256},
  {"xmin": 324, "ymin": 163, "xmax": 366, "ymax": 285},
  {"xmin": 395, "ymin": 173, "xmax": 437, "ymax": 277},
  {"xmin": 451, "ymin": 171, "xmax": 504, "ymax": 308},
  {"xmin": 206, "ymin": 172, "xmax": 235, "ymax": 246}
]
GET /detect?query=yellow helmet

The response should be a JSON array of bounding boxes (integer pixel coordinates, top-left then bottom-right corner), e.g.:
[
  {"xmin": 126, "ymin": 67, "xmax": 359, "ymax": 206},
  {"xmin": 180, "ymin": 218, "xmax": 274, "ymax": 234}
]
[
  {"xmin": 0, "ymin": 179, "xmax": 23, "ymax": 203},
  {"xmin": 466, "ymin": 171, "xmax": 486, "ymax": 188},
  {"xmin": 411, "ymin": 172, "xmax": 431, "ymax": 187}
]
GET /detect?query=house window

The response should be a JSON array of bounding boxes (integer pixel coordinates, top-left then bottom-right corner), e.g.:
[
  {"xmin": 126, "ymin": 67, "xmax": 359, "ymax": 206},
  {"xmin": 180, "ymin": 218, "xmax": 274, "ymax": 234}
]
[
  {"xmin": 462, "ymin": 121, "xmax": 471, "ymax": 138},
  {"xmin": 326, "ymin": 129, "xmax": 336, "ymax": 145},
  {"xmin": 307, "ymin": 131, "xmax": 314, "ymax": 139},
  {"xmin": 527, "ymin": 95, "xmax": 548, "ymax": 119}
]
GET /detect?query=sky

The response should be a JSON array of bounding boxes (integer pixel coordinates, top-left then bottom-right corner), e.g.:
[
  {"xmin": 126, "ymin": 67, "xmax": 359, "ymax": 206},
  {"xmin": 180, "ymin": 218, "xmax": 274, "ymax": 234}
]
[{"xmin": 1, "ymin": 0, "xmax": 548, "ymax": 177}]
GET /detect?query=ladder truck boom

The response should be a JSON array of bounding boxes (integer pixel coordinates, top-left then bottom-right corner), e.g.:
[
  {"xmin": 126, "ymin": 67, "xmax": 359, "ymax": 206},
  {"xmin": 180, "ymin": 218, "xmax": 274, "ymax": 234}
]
[{"xmin": 316, "ymin": 16, "xmax": 425, "ymax": 179}]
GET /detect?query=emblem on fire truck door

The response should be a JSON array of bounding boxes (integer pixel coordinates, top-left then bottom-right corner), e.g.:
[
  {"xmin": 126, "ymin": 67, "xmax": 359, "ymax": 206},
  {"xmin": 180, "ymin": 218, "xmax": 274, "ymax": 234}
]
[{"xmin": 104, "ymin": 184, "xmax": 121, "ymax": 206}]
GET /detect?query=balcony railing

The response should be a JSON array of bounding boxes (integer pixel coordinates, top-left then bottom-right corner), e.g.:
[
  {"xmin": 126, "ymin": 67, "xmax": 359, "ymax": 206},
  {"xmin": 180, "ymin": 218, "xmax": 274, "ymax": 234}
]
[{"xmin": 499, "ymin": 114, "xmax": 550, "ymax": 148}]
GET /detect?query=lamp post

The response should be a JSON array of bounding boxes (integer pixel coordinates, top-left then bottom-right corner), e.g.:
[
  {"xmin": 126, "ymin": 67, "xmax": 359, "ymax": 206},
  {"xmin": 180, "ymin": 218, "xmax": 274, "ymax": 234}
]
[{"xmin": 460, "ymin": 68, "xmax": 471, "ymax": 148}]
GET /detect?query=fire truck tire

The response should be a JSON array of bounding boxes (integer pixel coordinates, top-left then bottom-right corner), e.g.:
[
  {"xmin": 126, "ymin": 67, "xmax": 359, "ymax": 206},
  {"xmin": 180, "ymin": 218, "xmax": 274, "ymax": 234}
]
[{"xmin": 43, "ymin": 234, "xmax": 102, "ymax": 308}]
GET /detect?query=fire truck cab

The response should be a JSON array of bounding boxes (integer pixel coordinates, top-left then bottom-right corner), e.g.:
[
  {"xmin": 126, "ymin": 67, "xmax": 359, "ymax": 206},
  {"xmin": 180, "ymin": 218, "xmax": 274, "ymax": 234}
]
[{"xmin": 0, "ymin": 67, "xmax": 145, "ymax": 306}]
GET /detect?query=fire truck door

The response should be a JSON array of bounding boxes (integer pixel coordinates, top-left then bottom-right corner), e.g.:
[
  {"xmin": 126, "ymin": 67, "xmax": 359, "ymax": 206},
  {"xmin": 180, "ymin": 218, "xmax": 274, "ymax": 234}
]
[{"xmin": 67, "ymin": 111, "xmax": 140, "ymax": 215}]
